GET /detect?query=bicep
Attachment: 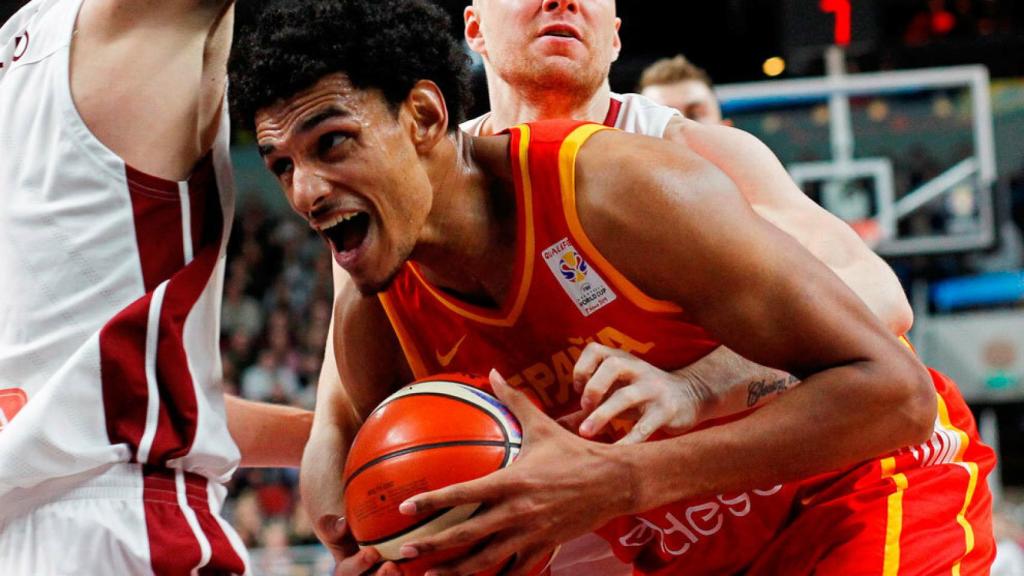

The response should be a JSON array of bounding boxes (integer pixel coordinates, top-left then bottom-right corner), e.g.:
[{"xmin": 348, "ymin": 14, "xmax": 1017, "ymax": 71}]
[
  {"xmin": 577, "ymin": 138, "xmax": 894, "ymax": 377},
  {"xmin": 666, "ymin": 120, "xmax": 863, "ymax": 264},
  {"xmin": 664, "ymin": 119, "xmax": 910, "ymax": 333}
]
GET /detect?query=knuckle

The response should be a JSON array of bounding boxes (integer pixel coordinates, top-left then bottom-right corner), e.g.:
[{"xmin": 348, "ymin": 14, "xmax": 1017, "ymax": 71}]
[
  {"xmin": 446, "ymin": 485, "xmax": 470, "ymax": 504},
  {"xmin": 453, "ymin": 525, "xmax": 484, "ymax": 545},
  {"xmin": 616, "ymin": 386, "xmax": 640, "ymax": 404},
  {"xmin": 604, "ymin": 356, "xmax": 626, "ymax": 372},
  {"xmin": 508, "ymin": 497, "xmax": 536, "ymax": 518},
  {"xmin": 415, "ymin": 539, "xmax": 438, "ymax": 554}
]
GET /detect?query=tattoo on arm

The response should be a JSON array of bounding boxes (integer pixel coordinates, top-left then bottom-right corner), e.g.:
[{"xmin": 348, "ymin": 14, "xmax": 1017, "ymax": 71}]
[{"xmin": 746, "ymin": 375, "xmax": 800, "ymax": 407}]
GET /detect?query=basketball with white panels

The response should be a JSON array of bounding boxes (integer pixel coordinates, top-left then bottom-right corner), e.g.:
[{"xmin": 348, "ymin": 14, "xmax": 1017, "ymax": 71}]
[{"xmin": 343, "ymin": 373, "xmax": 535, "ymax": 575}]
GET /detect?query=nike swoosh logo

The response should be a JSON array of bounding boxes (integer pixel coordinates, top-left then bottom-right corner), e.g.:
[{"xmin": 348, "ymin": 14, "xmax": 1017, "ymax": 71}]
[{"xmin": 436, "ymin": 335, "xmax": 467, "ymax": 368}]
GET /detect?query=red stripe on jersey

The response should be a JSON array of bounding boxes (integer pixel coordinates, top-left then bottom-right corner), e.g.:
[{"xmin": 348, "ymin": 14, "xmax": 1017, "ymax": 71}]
[
  {"xmin": 101, "ymin": 156, "xmax": 223, "ymax": 464},
  {"xmin": 99, "ymin": 293, "xmax": 152, "ymax": 453},
  {"xmin": 141, "ymin": 467, "xmax": 246, "ymax": 575},
  {"xmin": 197, "ymin": 506, "xmax": 248, "ymax": 574},
  {"xmin": 603, "ymin": 97, "xmax": 622, "ymax": 127},
  {"xmin": 183, "ymin": 467, "xmax": 247, "ymax": 574},
  {"xmin": 143, "ymin": 470, "xmax": 204, "ymax": 575},
  {"xmin": 147, "ymin": 155, "xmax": 223, "ymax": 464},
  {"xmin": 126, "ymin": 165, "xmax": 186, "ymax": 293}
]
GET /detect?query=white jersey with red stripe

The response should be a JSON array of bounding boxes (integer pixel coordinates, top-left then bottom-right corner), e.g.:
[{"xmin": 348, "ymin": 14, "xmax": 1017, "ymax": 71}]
[
  {"xmin": 460, "ymin": 92, "xmax": 681, "ymax": 137},
  {"xmin": 0, "ymin": 0, "xmax": 239, "ymax": 524}
]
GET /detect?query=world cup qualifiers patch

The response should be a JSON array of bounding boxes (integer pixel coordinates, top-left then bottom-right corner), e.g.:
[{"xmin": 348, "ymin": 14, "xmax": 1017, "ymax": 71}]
[{"xmin": 542, "ymin": 238, "xmax": 616, "ymax": 317}]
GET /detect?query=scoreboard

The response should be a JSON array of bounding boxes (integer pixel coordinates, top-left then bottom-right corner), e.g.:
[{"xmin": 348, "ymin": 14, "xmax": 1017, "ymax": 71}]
[{"xmin": 781, "ymin": 0, "xmax": 880, "ymax": 50}]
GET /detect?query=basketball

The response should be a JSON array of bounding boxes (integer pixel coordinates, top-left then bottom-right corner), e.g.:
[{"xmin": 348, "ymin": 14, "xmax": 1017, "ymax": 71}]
[{"xmin": 344, "ymin": 373, "xmax": 546, "ymax": 575}]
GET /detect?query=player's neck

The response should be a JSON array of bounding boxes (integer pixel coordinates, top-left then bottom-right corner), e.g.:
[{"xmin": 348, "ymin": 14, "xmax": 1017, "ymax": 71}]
[
  {"xmin": 413, "ymin": 132, "xmax": 518, "ymax": 309},
  {"xmin": 483, "ymin": 76, "xmax": 612, "ymax": 134}
]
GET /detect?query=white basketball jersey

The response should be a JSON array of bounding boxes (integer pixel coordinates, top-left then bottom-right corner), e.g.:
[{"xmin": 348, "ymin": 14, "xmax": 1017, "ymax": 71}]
[
  {"xmin": 460, "ymin": 92, "xmax": 681, "ymax": 137},
  {"xmin": 0, "ymin": 0, "xmax": 239, "ymax": 517}
]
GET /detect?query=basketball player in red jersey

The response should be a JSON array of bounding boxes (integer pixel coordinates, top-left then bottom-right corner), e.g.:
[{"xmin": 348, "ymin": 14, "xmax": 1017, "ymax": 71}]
[
  {"xmin": 231, "ymin": 1, "xmax": 994, "ymax": 575},
  {"xmin": 0, "ymin": 0, "xmax": 310, "ymax": 572},
  {"xmin": 313, "ymin": 1, "xmax": 918, "ymax": 571}
]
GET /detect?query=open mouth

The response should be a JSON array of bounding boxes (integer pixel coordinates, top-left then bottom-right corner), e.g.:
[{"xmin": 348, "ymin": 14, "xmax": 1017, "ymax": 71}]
[
  {"xmin": 539, "ymin": 24, "xmax": 581, "ymax": 41},
  {"xmin": 319, "ymin": 211, "xmax": 371, "ymax": 255}
]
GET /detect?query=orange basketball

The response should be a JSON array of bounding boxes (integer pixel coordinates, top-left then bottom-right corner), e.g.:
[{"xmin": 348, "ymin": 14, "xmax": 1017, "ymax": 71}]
[{"xmin": 344, "ymin": 373, "xmax": 552, "ymax": 575}]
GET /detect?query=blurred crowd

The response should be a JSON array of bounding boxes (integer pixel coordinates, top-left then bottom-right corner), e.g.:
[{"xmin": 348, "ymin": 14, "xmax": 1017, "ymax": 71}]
[{"xmin": 217, "ymin": 201, "xmax": 333, "ymax": 568}]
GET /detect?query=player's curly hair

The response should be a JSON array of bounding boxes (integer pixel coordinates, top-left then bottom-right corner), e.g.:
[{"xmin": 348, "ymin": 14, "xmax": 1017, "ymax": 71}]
[{"xmin": 229, "ymin": 0, "xmax": 472, "ymax": 131}]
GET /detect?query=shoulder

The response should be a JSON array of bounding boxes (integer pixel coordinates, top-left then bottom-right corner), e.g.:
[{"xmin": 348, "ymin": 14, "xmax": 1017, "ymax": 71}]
[
  {"xmin": 613, "ymin": 92, "xmax": 677, "ymax": 114},
  {"xmin": 662, "ymin": 115, "xmax": 776, "ymax": 162},
  {"xmin": 610, "ymin": 92, "xmax": 681, "ymax": 137},
  {"xmin": 575, "ymin": 127, "xmax": 735, "ymax": 208},
  {"xmin": 331, "ymin": 279, "xmax": 412, "ymax": 412},
  {"xmin": 334, "ymin": 276, "xmax": 389, "ymax": 338},
  {"xmin": 571, "ymin": 127, "xmax": 745, "ymax": 267}
]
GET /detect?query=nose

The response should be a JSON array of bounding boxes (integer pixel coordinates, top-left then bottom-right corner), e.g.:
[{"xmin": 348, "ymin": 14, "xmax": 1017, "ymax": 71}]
[
  {"xmin": 543, "ymin": 0, "xmax": 578, "ymax": 14},
  {"xmin": 290, "ymin": 165, "xmax": 332, "ymax": 215}
]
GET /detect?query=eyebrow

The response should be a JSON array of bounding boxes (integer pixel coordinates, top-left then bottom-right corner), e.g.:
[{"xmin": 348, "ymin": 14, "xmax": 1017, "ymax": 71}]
[{"xmin": 257, "ymin": 106, "xmax": 350, "ymax": 157}]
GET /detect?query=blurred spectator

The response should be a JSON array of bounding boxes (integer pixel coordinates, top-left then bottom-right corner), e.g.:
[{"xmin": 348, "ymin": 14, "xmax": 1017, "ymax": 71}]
[
  {"xmin": 257, "ymin": 520, "xmax": 296, "ymax": 576},
  {"xmin": 241, "ymin": 349, "xmax": 301, "ymax": 404},
  {"xmin": 994, "ymin": 510, "xmax": 1024, "ymax": 576},
  {"xmin": 637, "ymin": 54, "xmax": 724, "ymax": 125},
  {"xmin": 290, "ymin": 505, "xmax": 321, "ymax": 547},
  {"xmin": 223, "ymin": 273, "xmax": 264, "ymax": 338},
  {"xmin": 220, "ymin": 198, "xmax": 335, "ymax": 556},
  {"xmin": 232, "ymin": 490, "xmax": 266, "ymax": 549}
]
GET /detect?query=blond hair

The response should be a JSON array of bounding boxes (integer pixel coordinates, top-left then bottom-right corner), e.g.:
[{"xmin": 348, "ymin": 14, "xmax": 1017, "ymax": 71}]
[{"xmin": 638, "ymin": 55, "xmax": 713, "ymax": 92}]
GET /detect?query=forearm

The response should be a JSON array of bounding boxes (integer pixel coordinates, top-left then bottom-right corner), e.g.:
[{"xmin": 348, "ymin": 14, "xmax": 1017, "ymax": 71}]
[
  {"xmin": 829, "ymin": 250, "xmax": 914, "ymax": 336},
  {"xmin": 300, "ymin": 420, "xmax": 350, "ymax": 532},
  {"xmin": 665, "ymin": 120, "xmax": 913, "ymax": 336},
  {"xmin": 224, "ymin": 394, "xmax": 313, "ymax": 468},
  {"xmin": 679, "ymin": 345, "xmax": 799, "ymax": 423},
  {"xmin": 758, "ymin": 210, "xmax": 913, "ymax": 336},
  {"xmin": 626, "ymin": 360, "xmax": 934, "ymax": 512}
]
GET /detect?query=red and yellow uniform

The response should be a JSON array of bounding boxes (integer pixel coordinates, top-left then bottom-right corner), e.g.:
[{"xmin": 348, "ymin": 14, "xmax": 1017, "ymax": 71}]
[{"xmin": 379, "ymin": 120, "xmax": 995, "ymax": 574}]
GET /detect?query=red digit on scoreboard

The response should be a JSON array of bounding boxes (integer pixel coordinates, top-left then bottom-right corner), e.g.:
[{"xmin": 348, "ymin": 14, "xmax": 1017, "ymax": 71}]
[{"xmin": 820, "ymin": 0, "xmax": 851, "ymax": 46}]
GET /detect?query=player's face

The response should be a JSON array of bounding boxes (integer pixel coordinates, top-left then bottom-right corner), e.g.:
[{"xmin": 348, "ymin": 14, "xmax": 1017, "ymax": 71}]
[
  {"xmin": 641, "ymin": 80, "xmax": 723, "ymax": 125},
  {"xmin": 466, "ymin": 0, "xmax": 621, "ymax": 94},
  {"xmin": 255, "ymin": 74, "xmax": 433, "ymax": 295}
]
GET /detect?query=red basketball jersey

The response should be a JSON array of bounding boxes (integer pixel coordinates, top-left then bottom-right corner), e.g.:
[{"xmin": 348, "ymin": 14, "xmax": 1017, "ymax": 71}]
[
  {"xmin": 380, "ymin": 121, "xmax": 720, "ymax": 419},
  {"xmin": 379, "ymin": 121, "xmax": 797, "ymax": 573},
  {"xmin": 378, "ymin": 121, "xmax": 994, "ymax": 574}
]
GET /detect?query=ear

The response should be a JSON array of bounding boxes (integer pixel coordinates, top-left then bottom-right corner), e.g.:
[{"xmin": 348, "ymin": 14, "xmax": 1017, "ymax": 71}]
[
  {"xmin": 402, "ymin": 80, "xmax": 449, "ymax": 155},
  {"xmin": 464, "ymin": 5, "xmax": 486, "ymax": 55},
  {"xmin": 611, "ymin": 17, "xmax": 622, "ymax": 63}
]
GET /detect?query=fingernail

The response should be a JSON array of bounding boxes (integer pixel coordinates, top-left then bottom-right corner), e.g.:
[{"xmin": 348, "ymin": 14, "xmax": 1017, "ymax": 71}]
[
  {"xmin": 400, "ymin": 544, "xmax": 419, "ymax": 558},
  {"xmin": 399, "ymin": 500, "xmax": 417, "ymax": 515},
  {"xmin": 579, "ymin": 420, "xmax": 593, "ymax": 436},
  {"xmin": 490, "ymin": 368, "xmax": 505, "ymax": 385},
  {"xmin": 335, "ymin": 516, "xmax": 347, "ymax": 532}
]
